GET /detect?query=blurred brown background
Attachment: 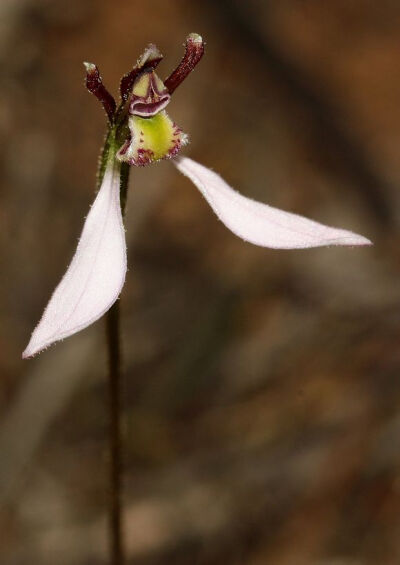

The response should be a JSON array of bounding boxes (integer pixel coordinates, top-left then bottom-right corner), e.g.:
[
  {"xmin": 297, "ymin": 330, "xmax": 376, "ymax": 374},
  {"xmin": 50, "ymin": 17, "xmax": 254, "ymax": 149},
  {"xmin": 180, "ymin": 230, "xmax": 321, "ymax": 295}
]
[{"xmin": 1, "ymin": 1, "xmax": 400, "ymax": 564}]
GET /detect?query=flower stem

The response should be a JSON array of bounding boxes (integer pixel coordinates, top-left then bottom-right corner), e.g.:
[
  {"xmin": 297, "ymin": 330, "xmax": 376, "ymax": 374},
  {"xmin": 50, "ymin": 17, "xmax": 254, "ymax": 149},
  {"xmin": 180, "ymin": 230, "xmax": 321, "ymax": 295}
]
[
  {"xmin": 106, "ymin": 299, "xmax": 124, "ymax": 565},
  {"xmin": 101, "ymin": 124, "xmax": 130, "ymax": 565}
]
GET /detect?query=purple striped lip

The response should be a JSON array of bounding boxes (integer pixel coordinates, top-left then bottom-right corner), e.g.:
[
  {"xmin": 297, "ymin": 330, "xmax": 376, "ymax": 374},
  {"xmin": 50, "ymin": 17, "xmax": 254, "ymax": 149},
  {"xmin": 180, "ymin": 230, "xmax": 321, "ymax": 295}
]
[{"xmin": 130, "ymin": 94, "xmax": 170, "ymax": 117}]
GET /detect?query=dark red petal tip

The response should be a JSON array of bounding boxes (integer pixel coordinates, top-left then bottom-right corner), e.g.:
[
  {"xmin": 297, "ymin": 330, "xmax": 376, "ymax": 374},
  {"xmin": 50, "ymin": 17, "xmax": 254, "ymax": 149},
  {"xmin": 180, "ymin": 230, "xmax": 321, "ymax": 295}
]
[
  {"xmin": 164, "ymin": 33, "xmax": 205, "ymax": 94},
  {"xmin": 119, "ymin": 44, "xmax": 164, "ymax": 102},
  {"xmin": 84, "ymin": 62, "xmax": 116, "ymax": 123}
]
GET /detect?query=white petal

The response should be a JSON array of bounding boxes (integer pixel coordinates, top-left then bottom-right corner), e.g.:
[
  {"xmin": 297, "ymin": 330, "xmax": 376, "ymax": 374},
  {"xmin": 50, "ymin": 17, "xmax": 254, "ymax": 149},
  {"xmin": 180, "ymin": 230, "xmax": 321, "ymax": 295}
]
[
  {"xmin": 174, "ymin": 157, "xmax": 372, "ymax": 249},
  {"xmin": 23, "ymin": 159, "xmax": 127, "ymax": 358}
]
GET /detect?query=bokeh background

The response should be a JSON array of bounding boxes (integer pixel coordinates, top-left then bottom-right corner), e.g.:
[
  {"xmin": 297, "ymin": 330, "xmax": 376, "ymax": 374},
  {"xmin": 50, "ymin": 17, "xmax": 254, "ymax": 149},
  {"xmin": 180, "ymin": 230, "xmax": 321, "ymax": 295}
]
[{"xmin": 1, "ymin": 1, "xmax": 400, "ymax": 564}]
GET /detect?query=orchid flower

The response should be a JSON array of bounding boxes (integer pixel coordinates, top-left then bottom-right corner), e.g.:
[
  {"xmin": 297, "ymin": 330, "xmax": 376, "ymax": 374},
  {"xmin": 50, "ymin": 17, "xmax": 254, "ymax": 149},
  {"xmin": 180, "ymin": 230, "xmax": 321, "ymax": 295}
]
[{"xmin": 23, "ymin": 34, "xmax": 371, "ymax": 359}]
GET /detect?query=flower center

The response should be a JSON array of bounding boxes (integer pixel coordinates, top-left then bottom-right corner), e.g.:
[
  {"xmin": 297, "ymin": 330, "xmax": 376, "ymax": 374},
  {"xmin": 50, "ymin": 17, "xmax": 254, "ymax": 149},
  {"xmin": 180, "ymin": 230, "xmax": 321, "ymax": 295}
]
[{"xmin": 129, "ymin": 70, "xmax": 171, "ymax": 118}]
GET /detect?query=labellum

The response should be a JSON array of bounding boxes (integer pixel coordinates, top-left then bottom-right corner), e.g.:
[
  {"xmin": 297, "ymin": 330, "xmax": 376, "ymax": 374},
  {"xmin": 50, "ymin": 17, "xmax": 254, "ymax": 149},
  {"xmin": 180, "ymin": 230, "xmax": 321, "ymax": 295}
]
[{"xmin": 117, "ymin": 70, "xmax": 188, "ymax": 166}]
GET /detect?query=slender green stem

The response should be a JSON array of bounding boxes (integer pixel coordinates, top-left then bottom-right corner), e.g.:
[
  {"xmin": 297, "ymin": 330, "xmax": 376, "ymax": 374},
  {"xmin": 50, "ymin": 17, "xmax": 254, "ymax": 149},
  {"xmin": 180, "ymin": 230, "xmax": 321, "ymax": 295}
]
[{"xmin": 99, "ymin": 126, "xmax": 130, "ymax": 565}]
